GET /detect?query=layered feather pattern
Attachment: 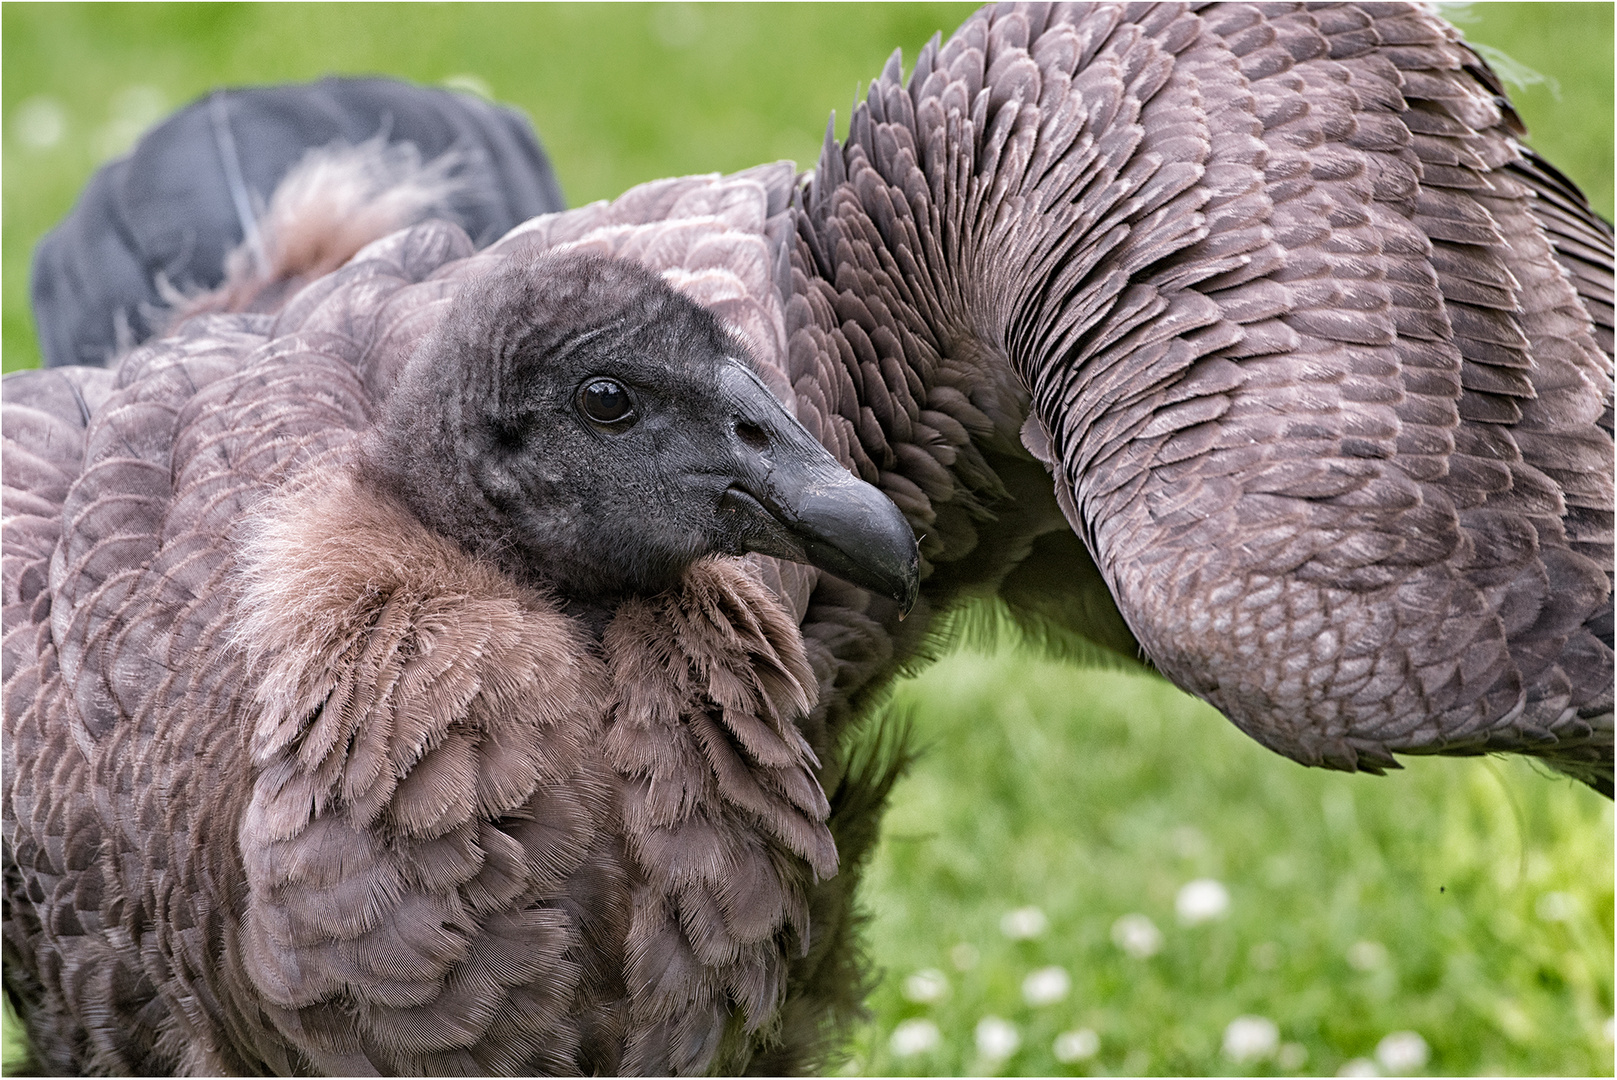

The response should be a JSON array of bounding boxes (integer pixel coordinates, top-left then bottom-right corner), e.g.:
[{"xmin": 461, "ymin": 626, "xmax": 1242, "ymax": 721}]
[
  {"xmin": 6, "ymin": 219, "xmax": 837, "ymax": 1074},
  {"xmin": 786, "ymin": 1, "xmax": 1612, "ymax": 785}
]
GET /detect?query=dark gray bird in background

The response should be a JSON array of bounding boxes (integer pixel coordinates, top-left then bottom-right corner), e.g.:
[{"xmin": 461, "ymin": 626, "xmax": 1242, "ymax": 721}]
[
  {"xmin": 29, "ymin": 76, "xmax": 566, "ymax": 368},
  {"xmin": 4, "ymin": 3, "xmax": 1612, "ymax": 1075}
]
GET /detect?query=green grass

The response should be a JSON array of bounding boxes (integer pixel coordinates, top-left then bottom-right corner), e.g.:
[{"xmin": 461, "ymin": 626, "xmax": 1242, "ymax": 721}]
[
  {"xmin": 845, "ymin": 649, "xmax": 1612, "ymax": 1076},
  {"xmin": 3, "ymin": 5, "xmax": 1612, "ymax": 1077}
]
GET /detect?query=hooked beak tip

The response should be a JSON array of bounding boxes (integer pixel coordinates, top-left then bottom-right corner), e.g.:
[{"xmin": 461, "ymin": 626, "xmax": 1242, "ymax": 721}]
[
  {"xmin": 791, "ymin": 482, "xmax": 919, "ymax": 614},
  {"xmin": 712, "ymin": 358, "xmax": 921, "ymax": 615}
]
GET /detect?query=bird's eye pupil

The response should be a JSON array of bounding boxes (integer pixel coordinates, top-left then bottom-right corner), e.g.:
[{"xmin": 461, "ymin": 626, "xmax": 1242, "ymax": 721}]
[{"xmin": 580, "ymin": 379, "xmax": 634, "ymax": 424}]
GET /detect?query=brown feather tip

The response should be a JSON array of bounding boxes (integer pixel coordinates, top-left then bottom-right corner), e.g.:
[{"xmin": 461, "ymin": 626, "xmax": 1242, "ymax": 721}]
[{"xmin": 169, "ymin": 134, "xmax": 469, "ymax": 323}]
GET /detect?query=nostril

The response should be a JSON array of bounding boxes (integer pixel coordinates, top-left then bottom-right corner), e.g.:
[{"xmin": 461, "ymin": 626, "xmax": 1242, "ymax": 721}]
[{"xmin": 736, "ymin": 421, "xmax": 770, "ymax": 452}]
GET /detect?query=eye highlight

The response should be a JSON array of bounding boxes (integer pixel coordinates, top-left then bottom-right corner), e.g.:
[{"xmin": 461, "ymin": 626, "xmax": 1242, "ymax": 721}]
[{"xmin": 578, "ymin": 378, "xmax": 636, "ymax": 426}]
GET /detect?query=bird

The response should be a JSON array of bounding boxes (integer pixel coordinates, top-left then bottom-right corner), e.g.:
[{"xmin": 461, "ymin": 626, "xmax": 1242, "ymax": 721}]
[
  {"xmin": 4, "ymin": 2, "xmax": 1611, "ymax": 1076},
  {"xmin": 29, "ymin": 76, "xmax": 567, "ymax": 369},
  {"xmin": 8, "ymin": 77, "xmax": 921, "ymax": 1078}
]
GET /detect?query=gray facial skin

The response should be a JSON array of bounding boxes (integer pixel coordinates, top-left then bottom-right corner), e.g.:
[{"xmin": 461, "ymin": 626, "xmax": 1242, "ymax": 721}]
[{"xmin": 371, "ymin": 250, "xmax": 919, "ymax": 611}]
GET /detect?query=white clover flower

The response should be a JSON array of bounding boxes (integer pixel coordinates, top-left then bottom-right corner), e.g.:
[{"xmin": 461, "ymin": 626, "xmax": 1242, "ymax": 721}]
[
  {"xmin": 1111, "ymin": 913, "xmax": 1163, "ymax": 958},
  {"xmin": 1021, "ymin": 965, "xmax": 1070, "ymax": 1006},
  {"xmin": 1222, "ymin": 1015, "xmax": 1279, "ymax": 1063},
  {"xmin": 889, "ymin": 1018, "xmax": 941, "ymax": 1057},
  {"xmin": 976, "ymin": 1016, "xmax": 1020, "ymax": 1061},
  {"xmin": 902, "ymin": 968, "xmax": 949, "ymax": 1004},
  {"xmin": 1053, "ymin": 1028, "xmax": 1100, "ymax": 1063},
  {"xmin": 1337, "ymin": 1057, "xmax": 1379, "ymax": 1077},
  {"xmin": 1000, "ymin": 906, "xmax": 1048, "ymax": 940},
  {"xmin": 1536, "ymin": 891, "xmax": 1577, "ymax": 922},
  {"xmin": 1279, "ymin": 1042, "xmax": 1309, "ymax": 1070},
  {"xmin": 1375, "ymin": 1031, "xmax": 1429, "ymax": 1073},
  {"xmin": 1176, "ymin": 878, "xmax": 1230, "ymax": 924},
  {"xmin": 950, "ymin": 942, "xmax": 980, "ymax": 970},
  {"xmin": 1348, "ymin": 940, "xmax": 1388, "ymax": 971}
]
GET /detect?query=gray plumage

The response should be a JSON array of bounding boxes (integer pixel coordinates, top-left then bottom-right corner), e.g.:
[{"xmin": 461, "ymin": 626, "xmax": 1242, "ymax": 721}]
[
  {"xmin": 4, "ymin": 2, "xmax": 1612, "ymax": 1076},
  {"xmin": 30, "ymin": 77, "xmax": 566, "ymax": 369}
]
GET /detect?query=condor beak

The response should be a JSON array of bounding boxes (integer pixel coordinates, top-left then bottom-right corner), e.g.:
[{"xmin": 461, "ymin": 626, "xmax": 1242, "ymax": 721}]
[{"xmin": 713, "ymin": 361, "xmax": 919, "ymax": 615}]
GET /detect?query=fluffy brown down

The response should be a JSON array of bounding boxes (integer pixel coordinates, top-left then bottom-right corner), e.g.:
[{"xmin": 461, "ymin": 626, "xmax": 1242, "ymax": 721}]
[
  {"xmin": 230, "ymin": 464, "xmax": 832, "ymax": 1075},
  {"xmin": 7, "ymin": 421, "xmax": 835, "ymax": 1073},
  {"xmin": 172, "ymin": 137, "xmax": 468, "ymax": 323}
]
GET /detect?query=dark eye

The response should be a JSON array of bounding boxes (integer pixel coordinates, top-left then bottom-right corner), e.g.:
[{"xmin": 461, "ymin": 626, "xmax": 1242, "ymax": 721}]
[{"xmin": 578, "ymin": 378, "xmax": 636, "ymax": 426}]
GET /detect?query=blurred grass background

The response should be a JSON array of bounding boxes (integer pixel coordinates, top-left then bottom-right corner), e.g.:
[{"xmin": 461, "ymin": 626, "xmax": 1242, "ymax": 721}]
[{"xmin": 2, "ymin": 4, "xmax": 1611, "ymax": 1077}]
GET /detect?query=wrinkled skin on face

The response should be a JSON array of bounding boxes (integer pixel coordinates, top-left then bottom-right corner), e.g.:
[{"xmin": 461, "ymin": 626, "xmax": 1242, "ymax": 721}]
[{"xmin": 371, "ymin": 251, "xmax": 918, "ymax": 609}]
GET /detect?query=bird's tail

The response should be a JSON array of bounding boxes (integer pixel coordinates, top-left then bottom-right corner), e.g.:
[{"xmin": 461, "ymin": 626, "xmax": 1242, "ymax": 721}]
[{"xmin": 165, "ymin": 135, "xmax": 467, "ymax": 324}]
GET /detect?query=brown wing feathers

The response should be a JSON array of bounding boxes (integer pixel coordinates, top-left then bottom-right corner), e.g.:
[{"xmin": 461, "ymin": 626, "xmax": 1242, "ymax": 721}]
[{"xmin": 790, "ymin": 3, "xmax": 1612, "ymax": 785}]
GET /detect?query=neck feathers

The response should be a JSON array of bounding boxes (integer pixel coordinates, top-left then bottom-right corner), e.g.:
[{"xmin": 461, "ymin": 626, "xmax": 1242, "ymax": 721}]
[{"xmin": 232, "ymin": 462, "xmax": 831, "ymax": 1074}]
